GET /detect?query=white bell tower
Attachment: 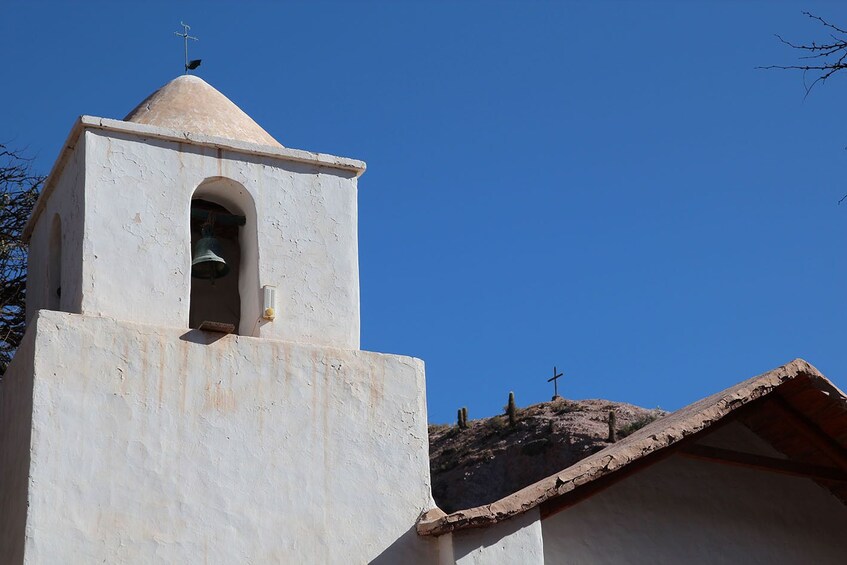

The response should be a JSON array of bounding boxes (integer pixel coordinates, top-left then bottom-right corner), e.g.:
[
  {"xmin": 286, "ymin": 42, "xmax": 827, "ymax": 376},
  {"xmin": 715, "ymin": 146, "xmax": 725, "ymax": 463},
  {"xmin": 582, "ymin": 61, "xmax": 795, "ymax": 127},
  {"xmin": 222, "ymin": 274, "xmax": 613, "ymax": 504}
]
[
  {"xmin": 24, "ymin": 75, "xmax": 363, "ymax": 347},
  {"xmin": 0, "ymin": 76, "xmax": 436, "ymax": 563}
]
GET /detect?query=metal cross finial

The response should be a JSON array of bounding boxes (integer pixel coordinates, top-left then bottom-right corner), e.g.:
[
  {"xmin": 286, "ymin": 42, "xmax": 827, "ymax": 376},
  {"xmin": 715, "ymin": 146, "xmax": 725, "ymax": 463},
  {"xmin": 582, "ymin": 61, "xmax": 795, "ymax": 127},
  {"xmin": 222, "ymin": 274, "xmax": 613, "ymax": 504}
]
[
  {"xmin": 547, "ymin": 366, "xmax": 564, "ymax": 400},
  {"xmin": 174, "ymin": 22, "xmax": 201, "ymax": 74}
]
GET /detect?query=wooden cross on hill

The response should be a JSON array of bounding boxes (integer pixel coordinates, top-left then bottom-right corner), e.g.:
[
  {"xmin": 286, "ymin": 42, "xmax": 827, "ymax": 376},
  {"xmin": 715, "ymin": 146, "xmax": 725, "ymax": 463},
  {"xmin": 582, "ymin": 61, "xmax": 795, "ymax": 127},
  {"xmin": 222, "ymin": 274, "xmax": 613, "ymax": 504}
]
[{"xmin": 548, "ymin": 366, "xmax": 564, "ymax": 400}]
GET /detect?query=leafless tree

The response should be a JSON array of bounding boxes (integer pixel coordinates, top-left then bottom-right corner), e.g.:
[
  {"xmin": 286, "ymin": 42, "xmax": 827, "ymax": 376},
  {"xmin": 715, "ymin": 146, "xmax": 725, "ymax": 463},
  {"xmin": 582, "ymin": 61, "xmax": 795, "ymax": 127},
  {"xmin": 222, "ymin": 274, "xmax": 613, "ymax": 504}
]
[
  {"xmin": 762, "ymin": 12, "xmax": 847, "ymax": 203},
  {"xmin": 0, "ymin": 144, "xmax": 42, "ymax": 375},
  {"xmin": 760, "ymin": 12, "xmax": 847, "ymax": 95}
]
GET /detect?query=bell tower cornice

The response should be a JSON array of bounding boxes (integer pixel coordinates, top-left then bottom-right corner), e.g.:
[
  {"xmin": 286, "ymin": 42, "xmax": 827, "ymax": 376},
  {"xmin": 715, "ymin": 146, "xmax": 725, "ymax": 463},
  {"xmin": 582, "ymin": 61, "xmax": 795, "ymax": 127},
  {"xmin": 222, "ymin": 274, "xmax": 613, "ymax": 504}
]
[{"xmin": 23, "ymin": 115, "xmax": 366, "ymax": 242}]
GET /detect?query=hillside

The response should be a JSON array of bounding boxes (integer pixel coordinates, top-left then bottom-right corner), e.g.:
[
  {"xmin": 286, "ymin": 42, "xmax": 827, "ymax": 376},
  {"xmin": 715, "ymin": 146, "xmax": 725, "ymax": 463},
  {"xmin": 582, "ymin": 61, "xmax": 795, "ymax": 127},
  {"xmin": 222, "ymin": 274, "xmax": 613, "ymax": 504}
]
[{"xmin": 428, "ymin": 398, "xmax": 666, "ymax": 513}]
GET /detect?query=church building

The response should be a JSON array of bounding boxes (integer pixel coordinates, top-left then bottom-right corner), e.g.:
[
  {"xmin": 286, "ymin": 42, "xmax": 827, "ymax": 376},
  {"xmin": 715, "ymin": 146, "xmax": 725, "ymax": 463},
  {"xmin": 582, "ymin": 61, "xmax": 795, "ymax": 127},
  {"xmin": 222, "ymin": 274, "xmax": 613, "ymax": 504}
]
[
  {"xmin": 0, "ymin": 75, "xmax": 435, "ymax": 563},
  {"xmin": 1, "ymin": 76, "xmax": 846, "ymax": 564}
]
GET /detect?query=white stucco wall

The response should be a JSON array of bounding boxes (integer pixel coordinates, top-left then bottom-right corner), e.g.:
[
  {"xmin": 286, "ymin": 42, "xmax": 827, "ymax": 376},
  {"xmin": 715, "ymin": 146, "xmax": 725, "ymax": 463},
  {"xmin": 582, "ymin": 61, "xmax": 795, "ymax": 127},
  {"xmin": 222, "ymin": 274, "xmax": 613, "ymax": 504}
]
[
  {"xmin": 26, "ymin": 134, "xmax": 85, "ymax": 321},
  {"xmin": 541, "ymin": 422, "xmax": 847, "ymax": 564},
  {"xmin": 452, "ymin": 508, "xmax": 544, "ymax": 565},
  {"xmin": 0, "ymin": 324, "xmax": 36, "ymax": 562},
  {"xmin": 17, "ymin": 310, "xmax": 435, "ymax": 564},
  {"xmin": 29, "ymin": 123, "xmax": 361, "ymax": 349}
]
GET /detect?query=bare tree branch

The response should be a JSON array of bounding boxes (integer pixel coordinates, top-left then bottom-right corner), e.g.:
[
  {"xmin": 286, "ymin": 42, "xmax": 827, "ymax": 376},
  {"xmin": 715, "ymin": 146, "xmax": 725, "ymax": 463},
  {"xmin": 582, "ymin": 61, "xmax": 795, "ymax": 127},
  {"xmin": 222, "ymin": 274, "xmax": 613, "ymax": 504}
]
[
  {"xmin": 761, "ymin": 12, "xmax": 847, "ymax": 204},
  {"xmin": 758, "ymin": 12, "xmax": 847, "ymax": 97},
  {"xmin": 0, "ymin": 143, "xmax": 42, "ymax": 375}
]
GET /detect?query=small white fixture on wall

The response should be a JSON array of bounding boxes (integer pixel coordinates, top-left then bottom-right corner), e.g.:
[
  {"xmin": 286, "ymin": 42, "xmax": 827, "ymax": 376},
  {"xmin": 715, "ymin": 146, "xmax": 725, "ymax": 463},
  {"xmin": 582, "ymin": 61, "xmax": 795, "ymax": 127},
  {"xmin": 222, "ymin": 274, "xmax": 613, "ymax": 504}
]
[{"xmin": 262, "ymin": 285, "xmax": 277, "ymax": 320}]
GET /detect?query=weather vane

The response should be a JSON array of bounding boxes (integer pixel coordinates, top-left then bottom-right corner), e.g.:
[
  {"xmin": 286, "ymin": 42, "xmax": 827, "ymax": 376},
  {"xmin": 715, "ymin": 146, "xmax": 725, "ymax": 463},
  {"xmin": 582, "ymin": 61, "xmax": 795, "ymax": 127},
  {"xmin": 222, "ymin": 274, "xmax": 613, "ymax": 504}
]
[
  {"xmin": 548, "ymin": 366, "xmax": 564, "ymax": 400},
  {"xmin": 174, "ymin": 22, "xmax": 202, "ymax": 74}
]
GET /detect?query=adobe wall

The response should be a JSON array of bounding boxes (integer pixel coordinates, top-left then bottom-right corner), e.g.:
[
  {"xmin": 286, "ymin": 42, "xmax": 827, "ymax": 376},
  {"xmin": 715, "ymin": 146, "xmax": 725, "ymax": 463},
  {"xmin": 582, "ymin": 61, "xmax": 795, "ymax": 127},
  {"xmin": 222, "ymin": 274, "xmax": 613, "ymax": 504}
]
[
  {"xmin": 42, "ymin": 126, "xmax": 361, "ymax": 348},
  {"xmin": 0, "ymin": 325, "xmax": 36, "ymax": 562},
  {"xmin": 541, "ymin": 422, "xmax": 847, "ymax": 564},
  {"xmin": 19, "ymin": 311, "xmax": 435, "ymax": 563},
  {"xmin": 451, "ymin": 508, "xmax": 544, "ymax": 565},
  {"xmin": 26, "ymin": 134, "xmax": 85, "ymax": 321}
]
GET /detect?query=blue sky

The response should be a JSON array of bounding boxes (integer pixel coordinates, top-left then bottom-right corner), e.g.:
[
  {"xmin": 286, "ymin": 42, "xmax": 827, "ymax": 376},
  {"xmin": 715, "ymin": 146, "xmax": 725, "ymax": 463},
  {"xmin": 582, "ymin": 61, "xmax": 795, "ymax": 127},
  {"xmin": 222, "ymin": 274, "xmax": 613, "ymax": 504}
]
[{"xmin": 3, "ymin": 1, "xmax": 847, "ymax": 424}]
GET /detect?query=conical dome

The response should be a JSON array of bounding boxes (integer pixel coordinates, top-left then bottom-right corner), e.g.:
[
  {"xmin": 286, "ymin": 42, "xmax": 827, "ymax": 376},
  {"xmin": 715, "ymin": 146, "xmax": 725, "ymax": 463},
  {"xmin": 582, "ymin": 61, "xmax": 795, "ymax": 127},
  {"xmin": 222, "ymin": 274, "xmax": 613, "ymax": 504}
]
[{"xmin": 124, "ymin": 75, "xmax": 282, "ymax": 147}]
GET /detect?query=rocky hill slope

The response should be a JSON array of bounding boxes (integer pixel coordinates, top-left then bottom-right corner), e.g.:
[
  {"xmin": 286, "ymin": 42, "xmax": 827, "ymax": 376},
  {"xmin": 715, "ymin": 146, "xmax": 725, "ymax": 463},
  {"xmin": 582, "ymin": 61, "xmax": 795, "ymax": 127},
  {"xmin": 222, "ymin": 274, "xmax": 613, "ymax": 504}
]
[{"xmin": 429, "ymin": 398, "xmax": 666, "ymax": 513}]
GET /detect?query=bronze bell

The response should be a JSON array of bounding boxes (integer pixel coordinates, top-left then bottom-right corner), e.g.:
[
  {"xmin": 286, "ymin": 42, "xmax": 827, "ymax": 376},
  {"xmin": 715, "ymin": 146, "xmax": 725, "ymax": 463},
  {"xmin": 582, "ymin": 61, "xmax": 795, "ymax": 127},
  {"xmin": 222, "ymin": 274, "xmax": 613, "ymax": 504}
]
[{"xmin": 191, "ymin": 230, "xmax": 230, "ymax": 280}]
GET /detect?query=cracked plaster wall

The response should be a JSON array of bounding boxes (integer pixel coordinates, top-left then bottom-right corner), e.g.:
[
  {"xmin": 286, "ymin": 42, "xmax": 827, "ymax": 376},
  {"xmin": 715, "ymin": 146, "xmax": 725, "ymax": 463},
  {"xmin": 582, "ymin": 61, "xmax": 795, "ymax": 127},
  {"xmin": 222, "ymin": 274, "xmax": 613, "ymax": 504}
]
[
  {"xmin": 17, "ymin": 310, "xmax": 436, "ymax": 563},
  {"xmin": 37, "ymin": 128, "xmax": 360, "ymax": 348}
]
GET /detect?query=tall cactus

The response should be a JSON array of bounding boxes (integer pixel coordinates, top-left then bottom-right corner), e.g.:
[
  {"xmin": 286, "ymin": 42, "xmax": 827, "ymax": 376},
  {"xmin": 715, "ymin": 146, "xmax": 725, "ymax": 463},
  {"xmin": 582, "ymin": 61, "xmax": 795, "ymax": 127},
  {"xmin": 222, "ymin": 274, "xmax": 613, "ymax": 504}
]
[
  {"xmin": 507, "ymin": 391, "xmax": 517, "ymax": 427},
  {"xmin": 458, "ymin": 407, "xmax": 470, "ymax": 429},
  {"xmin": 608, "ymin": 410, "xmax": 617, "ymax": 443}
]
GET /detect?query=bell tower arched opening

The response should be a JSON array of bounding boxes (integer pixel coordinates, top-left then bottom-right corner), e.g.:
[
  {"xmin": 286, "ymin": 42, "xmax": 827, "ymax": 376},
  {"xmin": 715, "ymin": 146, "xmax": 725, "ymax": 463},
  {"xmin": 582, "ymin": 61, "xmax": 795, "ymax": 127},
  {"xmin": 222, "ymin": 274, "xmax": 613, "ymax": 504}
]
[
  {"xmin": 188, "ymin": 177, "xmax": 259, "ymax": 335},
  {"xmin": 47, "ymin": 214, "xmax": 62, "ymax": 311}
]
